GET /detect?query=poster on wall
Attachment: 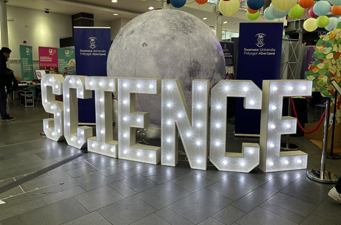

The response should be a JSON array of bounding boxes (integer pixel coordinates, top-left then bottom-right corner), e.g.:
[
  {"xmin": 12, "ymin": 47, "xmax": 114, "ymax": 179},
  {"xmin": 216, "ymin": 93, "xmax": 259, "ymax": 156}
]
[
  {"xmin": 235, "ymin": 23, "xmax": 283, "ymax": 136},
  {"xmin": 20, "ymin": 45, "xmax": 34, "ymax": 81},
  {"xmin": 39, "ymin": 47, "xmax": 58, "ymax": 74},
  {"xmin": 220, "ymin": 42, "xmax": 235, "ymax": 79},
  {"xmin": 74, "ymin": 27, "xmax": 111, "ymax": 124},
  {"xmin": 58, "ymin": 48, "xmax": 76, "ymax": 76}
]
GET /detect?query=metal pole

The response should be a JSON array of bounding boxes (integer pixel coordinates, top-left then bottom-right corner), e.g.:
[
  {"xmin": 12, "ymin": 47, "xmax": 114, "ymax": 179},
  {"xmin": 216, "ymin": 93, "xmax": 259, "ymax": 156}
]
[
  {"xmin": 327, "ymin": 92, "xmax": 341, "ymax": 159},
  {"xmin": 215, "ymin": 0, "xmax": 222, "ymax": 41},
  {"xmin": 320, "ymin": 98, "xmax": 330, "ymax": 180},
  {"xmin": 0, "ymin": 0, "xmax": 9, "ymax": 47},
  {"xmin": 286, "ymin": 97, "xmax": 292, "ymax": 149}
]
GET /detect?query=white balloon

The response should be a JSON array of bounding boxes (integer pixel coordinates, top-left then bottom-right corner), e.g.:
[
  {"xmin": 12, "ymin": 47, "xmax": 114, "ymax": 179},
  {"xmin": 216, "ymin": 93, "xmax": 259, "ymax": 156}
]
[{"xmin": 326, "ymin": 17, "xmax": 338, "ymax": 31}]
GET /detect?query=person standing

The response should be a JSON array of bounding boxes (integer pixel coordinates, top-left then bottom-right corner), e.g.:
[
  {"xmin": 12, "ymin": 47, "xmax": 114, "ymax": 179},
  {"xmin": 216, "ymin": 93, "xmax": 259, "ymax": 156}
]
[
  {"xmin": 328, "ymin": 177, "xmax": 341, "ymax": 203},
  {"xmin": 0, "ymin": 47, "xmax": 15, "ymax": 121}
]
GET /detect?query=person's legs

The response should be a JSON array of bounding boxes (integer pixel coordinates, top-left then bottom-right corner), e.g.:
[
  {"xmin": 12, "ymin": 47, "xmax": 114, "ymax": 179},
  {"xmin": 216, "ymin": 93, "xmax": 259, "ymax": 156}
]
[{"xmin": 0, "ymin": 86, "xmax": 8, "ymax": 119}]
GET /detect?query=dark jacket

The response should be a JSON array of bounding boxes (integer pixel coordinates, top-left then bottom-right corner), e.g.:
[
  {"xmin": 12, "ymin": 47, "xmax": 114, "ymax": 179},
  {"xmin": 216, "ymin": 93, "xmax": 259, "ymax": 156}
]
[{"xmin": 0, "ymin": 53, "xmax": 11, "ymax": 87}]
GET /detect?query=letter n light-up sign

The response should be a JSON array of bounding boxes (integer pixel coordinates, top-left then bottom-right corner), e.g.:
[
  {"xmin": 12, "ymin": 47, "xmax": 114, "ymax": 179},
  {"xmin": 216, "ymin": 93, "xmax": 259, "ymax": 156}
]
[{"xmin": 41, "ymin": 76, "xmax": 313, "ymax": 173}]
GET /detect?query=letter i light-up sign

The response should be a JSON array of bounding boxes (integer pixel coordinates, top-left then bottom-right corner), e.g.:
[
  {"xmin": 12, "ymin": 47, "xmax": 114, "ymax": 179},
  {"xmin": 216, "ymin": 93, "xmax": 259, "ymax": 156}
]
[
  {"xmin": 118, "ymin": 78, "xmax": 161, "ymax": 164},
  {"xmin": 85, "ymin": 77, "xmax": 118, "ymax": 158},
  {"xmin": 210, "ymin": 80, "xmax": 262, "ymax": 172},
  {"xmin": 64, "ymin": 76, "xmax": 93, "ymax": 149},
  {"xmin": 42, "ymin": 75, "xmax": 64, "ymax": 141},
  {"xmin": 260, "ymin": 80, "xmax": 312, "ymax": 172},
  {"xmin": 161, "ymin": 80, "xmax": 209, "ymax": 170}
]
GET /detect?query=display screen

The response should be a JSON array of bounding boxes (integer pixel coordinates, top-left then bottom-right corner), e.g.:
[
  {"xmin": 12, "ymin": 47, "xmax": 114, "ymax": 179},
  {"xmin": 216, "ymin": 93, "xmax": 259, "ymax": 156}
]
[{"xmin": 35, "ymin": 70, "xmax": 47, "ymax": 80}]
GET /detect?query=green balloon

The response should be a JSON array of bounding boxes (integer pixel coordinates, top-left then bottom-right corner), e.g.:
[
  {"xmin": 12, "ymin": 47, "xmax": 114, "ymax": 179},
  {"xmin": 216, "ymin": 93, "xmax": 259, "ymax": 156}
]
[
  {"xmin": 246, "ymin": 11, "xmax": 260, "ymax": 21},
  {"xmin": 316, "ymin": 16, "xmax": 330, "ymax": 28},
  {"xmin": 288, "ymin": 4, "xmax": 304, "ymax": 19}
]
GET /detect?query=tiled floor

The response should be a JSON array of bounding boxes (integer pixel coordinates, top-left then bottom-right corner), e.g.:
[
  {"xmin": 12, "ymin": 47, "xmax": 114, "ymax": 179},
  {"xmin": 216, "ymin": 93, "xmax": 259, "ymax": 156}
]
[{"xmin": 0, "ymin": 98, "xmax": 340, "ymax": 225}]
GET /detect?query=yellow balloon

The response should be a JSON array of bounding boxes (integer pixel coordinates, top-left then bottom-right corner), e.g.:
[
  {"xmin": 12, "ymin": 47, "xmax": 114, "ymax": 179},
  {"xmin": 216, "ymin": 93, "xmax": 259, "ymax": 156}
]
[
  {"xmin": 219, "ymin": 0, "xmax": 240, "ymax": 17},
  {"xmin": 304, "ymin": 18, "xmax": 318, "ymax": 32},
  {"xmin": 272, "ymin": 0, "xmax": 296, "ymax": 12}
]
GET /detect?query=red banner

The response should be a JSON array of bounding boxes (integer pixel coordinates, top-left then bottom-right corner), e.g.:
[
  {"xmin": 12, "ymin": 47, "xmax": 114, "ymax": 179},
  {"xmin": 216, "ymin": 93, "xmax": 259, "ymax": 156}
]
[{"xmin": 38, "ymin": 47, "xmax": 58, "ymax": 67}]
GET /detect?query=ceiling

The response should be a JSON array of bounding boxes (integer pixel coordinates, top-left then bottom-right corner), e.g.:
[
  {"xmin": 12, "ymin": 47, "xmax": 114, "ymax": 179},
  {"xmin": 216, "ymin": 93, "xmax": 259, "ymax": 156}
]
[{"xmin": 7, "ymin": 0, "xmax": 279, "ymax": 32}]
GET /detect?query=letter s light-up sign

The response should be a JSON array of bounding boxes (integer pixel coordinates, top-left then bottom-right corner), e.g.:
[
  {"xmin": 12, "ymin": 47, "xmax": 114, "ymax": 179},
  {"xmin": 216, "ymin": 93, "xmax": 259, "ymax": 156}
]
[{"xmin": 41, "ymin": 76, "xmax": 313, "ymax": 173}]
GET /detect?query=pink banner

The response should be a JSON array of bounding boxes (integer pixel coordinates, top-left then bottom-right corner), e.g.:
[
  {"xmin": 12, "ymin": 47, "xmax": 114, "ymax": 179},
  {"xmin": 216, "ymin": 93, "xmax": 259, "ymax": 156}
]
[{"xmin": 39, "ymin": 47, "xmax": 58, "ymax": 67}]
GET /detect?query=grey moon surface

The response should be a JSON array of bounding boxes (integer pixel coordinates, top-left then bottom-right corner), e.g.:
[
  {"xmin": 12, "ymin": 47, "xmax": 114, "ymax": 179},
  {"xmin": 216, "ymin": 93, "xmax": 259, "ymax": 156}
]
[{"xmin": 107, "ymin": 9, "xmax": 225, "ymax": 125}]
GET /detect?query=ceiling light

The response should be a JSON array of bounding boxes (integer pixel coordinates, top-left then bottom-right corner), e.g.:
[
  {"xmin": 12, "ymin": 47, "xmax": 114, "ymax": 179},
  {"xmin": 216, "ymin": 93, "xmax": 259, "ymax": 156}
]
[
  {"xmin": 113, "ymin": 13, "xmax": 118, "ymax": 16},
  {"xmin": 203, "ymin": 17, "xmax": 208, "ymax": 20},
  {"xmin": 112, "ymin": 0, "xmax": 117, "ymax": 3},
  {"xmin": 223, "ymin": 21, "xmax": 228, "ymax": 24},
  {"xmin": 149, "ymin": 6, "xmax": 154, "ymax": 10}
]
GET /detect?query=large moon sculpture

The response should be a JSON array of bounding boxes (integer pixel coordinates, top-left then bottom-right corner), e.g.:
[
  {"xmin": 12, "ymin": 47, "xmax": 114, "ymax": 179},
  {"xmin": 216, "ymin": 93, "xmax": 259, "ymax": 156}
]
[{"xmin": 107, "ymin": 9, "xmax": 225, "ymax": 125}]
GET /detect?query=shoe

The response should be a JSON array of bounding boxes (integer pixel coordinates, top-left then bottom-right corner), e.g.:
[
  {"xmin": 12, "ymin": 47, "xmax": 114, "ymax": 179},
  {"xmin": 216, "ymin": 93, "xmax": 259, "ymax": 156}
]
[
  {"xmin": 2, "ymin": 116, "xmax": 15, "ymax": 121},
  {"xmin": 328, "ymin": 187, "xmax": 341, "ymax": 203}
]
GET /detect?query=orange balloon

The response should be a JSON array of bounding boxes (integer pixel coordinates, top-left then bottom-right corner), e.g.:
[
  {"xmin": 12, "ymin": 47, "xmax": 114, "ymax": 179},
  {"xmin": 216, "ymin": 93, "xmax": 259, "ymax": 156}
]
[
  {"xmin": 298, "ymin": 0, "xmax": 314, "ymax": 9},
  {"xmin": 195, "ymin": 0, "xmax": 208, "ymax": 4},
  {"xmin": 331, "ymin": 5, "xmax": 341, "ymax": 16},
  {"xmin": 247, "ymin": 6, "xmax": 259, "ymax": 14}
]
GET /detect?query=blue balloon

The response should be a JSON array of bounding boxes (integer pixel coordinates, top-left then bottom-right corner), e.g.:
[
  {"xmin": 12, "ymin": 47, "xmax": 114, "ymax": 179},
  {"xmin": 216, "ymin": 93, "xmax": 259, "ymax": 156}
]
[
  {"xmin": 269, "ymin": 3, "xmax": 290, "ymax": 18},
  {"xmin": 313, "ymin": 1, "xmax": 331, "ymax": 16},
  {"xmin": 170, "ymin": 0, "xmax": 186, "ymax": 8},
  {"xmin": 247, "ymin": 0, "xmax": 266, "ymax": 10},
  {"xmin": 264, "ymin": 8, "xmax": 275, "ymax": 20}
]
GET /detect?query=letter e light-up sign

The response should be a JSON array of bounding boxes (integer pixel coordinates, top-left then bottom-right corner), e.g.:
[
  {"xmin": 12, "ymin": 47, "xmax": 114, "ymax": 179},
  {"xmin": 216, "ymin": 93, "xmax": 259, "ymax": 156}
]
[
  {"xmin": 259, "ymin": 80, "xmax": 312, "ymax": 172},
  {"xmin": 63, "ymin": 76, "xmax": 93, "ymax": 149},
  {"xmin": 161, "ymin": 79, "xmax": 209, "ymax": 170},
  {"xmin": 42, "ymin": 74, "xmax": 64, "ymax": 141},
  {"xmin": 118, "ymin": 78, "xmax": 161, "ymax": 164},
  {"xmin": 85, "ymin": 77, "xmax": 118, "ymax": 158},
  {"xmin": 210, "ymin": 80, "xmax": 262, "ymax": 172}
]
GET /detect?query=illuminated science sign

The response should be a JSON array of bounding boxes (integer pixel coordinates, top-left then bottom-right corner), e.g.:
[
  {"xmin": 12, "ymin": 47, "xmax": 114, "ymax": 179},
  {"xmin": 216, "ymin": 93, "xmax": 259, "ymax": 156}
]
[{"xmin": 41, "ymin": 75, "xmax": 312, "ymax": 173}]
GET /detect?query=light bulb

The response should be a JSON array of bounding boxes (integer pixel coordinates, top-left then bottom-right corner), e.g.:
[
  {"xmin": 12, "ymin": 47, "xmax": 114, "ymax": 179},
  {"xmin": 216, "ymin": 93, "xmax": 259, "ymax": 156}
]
[
  {"xmin": 69, "ymin": 80, "xmax": 72, "ymax": 84},
  {"xmin": 89, "ymin": 81, "xmax": 93, "ymax": 86},
  {"xmin": 123, "ymin": 133, "xmax": 128, "ymax": 138},
  {"xmin": 101, "ymin": 130, "xmax": 104, "ymax": 134},
  {"xmin": 249, "ymin": 149, "xmax": 254, "ymax": 154},
  {"xmin": 137, "ymin": 152, "xmax": 141, "ymax": 156},
  {"xmin": 284, "ymin": 160, "xmax": 289, "ymax": 165},
  {"xmin": 250, "ymin": 100, "xmax": 255, "ymax": 105},
  {"xmin": 123, "ymin": 100, "xmax": 128, "ymax": 105},
  {"xmin": 101, "ymin": 145, "xmax": 104, "ymax": 150},
  {"xmin": 45, "ymin": 100, "xmax": 47, "ymax": 103},
  {"xmin": 123, "ymin": 117, "xmax": 127, "ymax": 121},
  {"xmin": 269, "ymin": 161, "xmax": 274, "ymax": 166},
  {"xmin": 100, "ymin": 98, "xmax": 103, "ymax": 102},
  {"xmin": 55, "ymin": 85, "xmax": 58, "ymax": 88},
  {"xmin": 76, "ymin": 80, "xmax": 80, "ymax": 84},
  {"xmin": 123, "ymin": 150, "xmax": 128, "ymax": 154},
  {"xmin": 197, "ymin": 104, "xmax": 202, "ymax": 109},
  {"xmin": 57, "ymin": 113, "xmax": 60, "ymax": 116},
  {"xmin": 80, "ymin": 92, "xmax": 83, "ymax": 95},
  {"xmin": 149, "ymin": 154, "xmax": 153, "ymax": 158},
  {"xmin": 137, "ymin": 118, "xmax": 141, "ymax": 122},
  {"xmin": 137, "ymin": 84, "xmax": 141, "ymax": 88},
  {"xmin": 111, "ymin": 148, "xmax": 115, "ymax": 153},
  {"xmin": 67, "ymin": 122, "xmax": 70, "ymax": 126},
  {"xmin": 196, "ymin": 141, "xmax": 201, "ymax": 146},
  {"xmin": 51, "ymin": 106, "xmax": 54, "ymax": 110},
  {"xmin": 149, "ymin": 84, "xmax": 154, "ymax": 89},
  {"xmin": 225, "ymin": 86, "xmax": 230, "ymax": 91},
  {"xmin": 99, "ymin": 82, "xmax": 103, "ymax": 86},
  {"xmin": 92, "ymin": 143, "xmax": 95, "ymax": 148},
  {"xmin": 66, "ymin": 94, "xmax": 69, "ymax": 98},
  {"xmin": 167, "ymin": 138, "xmax": 171, "ymax": 143},
  {"xmin": 271, "ymin": 124, "xmax": 276, "ymax": 129},
  {"xmin": 44, "ymin": 84, "xmax": 47, "ymax": 87},
  {"xmin": 273, "ymin": 86, "xmax": 278, "ymax": 91},
  {"xmin": 109, "ymin": 83, "xmax": 113, "ymax": 87},
  {"xmin": 123, "ymin": 83, "xmax": 127, "ymax": 87},
  {"xmin": 81, "ymin": 131, "xmax": 84, "ymax": 135},
  {"xmin": 286, "ymin": 124, "xmax": 291, "ymax": 128},
  {"xmin": 297, "ymin": 159, "xmax": 302, "ymax": 164},
  {"xmin": 178, "ymin": 113, "xmax": 182, "ymax": 118},
  {"xmin": 197, "ymin": 123, "xmax": 202, "ymax": 128},
  {"xmin": 302, "ymin": 86, "xmax": 307, "ymax": 90},
  {"xmin": 167, "ymin": 103, "xmax": 171, "ymax": 108},
  {"xmin": 198, "ymin": 86, "xmax": 203, "ymax": 91},
  {"xmin": 270, "ymin": 143, "xmax": 274, "ymax": 148},
  {"xmin": 223, "ymin": 160, "xmax": 227, "ymax": 165},
  {"xmin": 100, "ymin": 114, "xmax": 104, "ymax": 118},
  {"xmin": 52, "ymin": 132, "xmax": 55, "ymax": 136},
  {"xmin": 288, "ymin": 86, "xmax": 293, "ymax": 91},
  {"xmin": 197, "ymin": 159, "xmax": 202, "ymax": 164},
  {"xmin": 216, "ymin": 105, "xmax": 222, "ymax": 110},
  {"xmin": 167, "ymin": 85, "xmax": 171, "ymax": 90},
  {"xmin": 243, "ymin": 87, "xmax": 248, "ymax": 92},
  {"xmin": 186, "ymin": 132, "xmax": 192, "ymax": 137},
  {"xmin": 78, "ymin": 140, "xmax": 81, "ymax": 144},
  {"xmin": 216, "ymin": 123, "xmax": 221, "ymax": 128},
  {"xmin": 215, "ymin": 141, "xmax": 220, "ymax": 147},
  {"xmin": 46, "ymin": 125, "xmax": 48, "ymax": 129},
  {"xmin": 271, "ymin": 106, "xmax": 276, "ymax": 110},
  {"xmin": 67, "ymin": 108, "xmax": 70, "ymax": 112},
  {"xmin": 49, "ymin": 78, "xmax": 52, "ymax": 82},
  {"xmin": 167, "ymin": 120, "xmax": 171, "ymax": 125},
  {"xmin": 241, "ymin": 162, "xmax": 245, "ymax": 167},
  {"xmin": 71, "ymin": 137, "xmax": 74, "ymax": 141},
  {"xmin": 166, "ymin": 155, "xmax": 171, "ymax": 160}
]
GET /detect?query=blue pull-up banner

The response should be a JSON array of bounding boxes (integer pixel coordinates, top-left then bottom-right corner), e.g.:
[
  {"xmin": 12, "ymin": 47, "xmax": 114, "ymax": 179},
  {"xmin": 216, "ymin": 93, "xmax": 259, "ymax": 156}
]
[
  {"xmin": 74, "ymin": 27, "xmax": 111, "ymax": 124},
  {"xmin": 235, "ymin": 23, "xmax": 283, "ymax": 136}
]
